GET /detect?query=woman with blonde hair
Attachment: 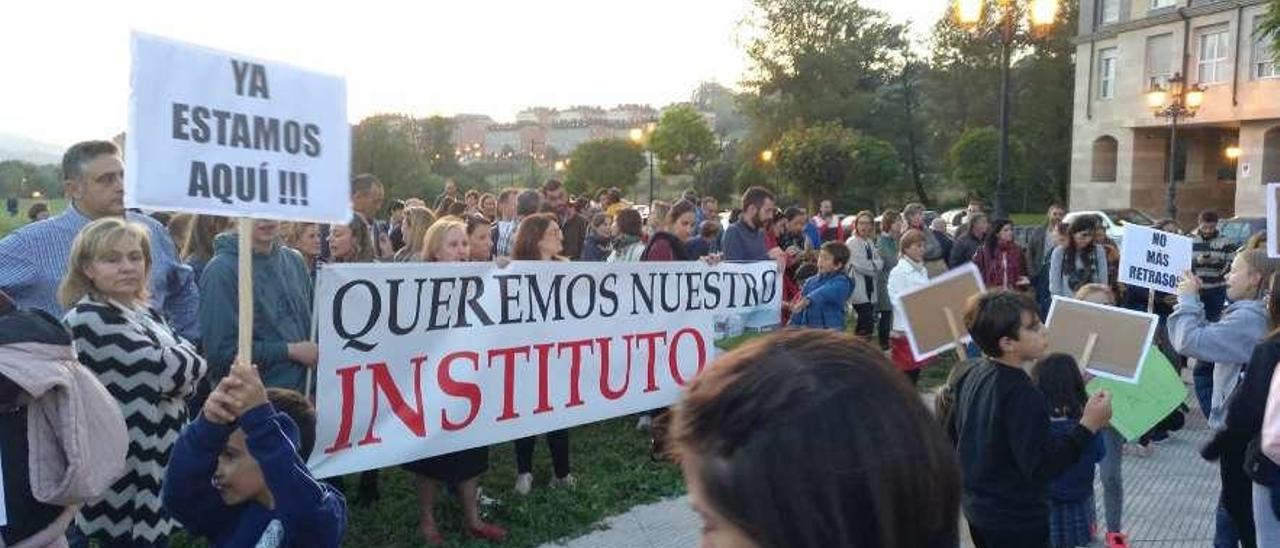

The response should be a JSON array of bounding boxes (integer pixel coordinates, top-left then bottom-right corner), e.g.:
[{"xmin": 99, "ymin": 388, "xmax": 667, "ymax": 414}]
[
  {"xmin": 394, "ymin": 206, "xmax": 437, "ymax": 262},
  {"xmin": 401, "ymin": 215, "xmax": 507, "ymax": 544},
  {"xmin": 60, "ymin": 217, "xmax": 207, "ymax": 548},
  {"xmin": 280, "ymin": 221, "xmax": 322, "ymax": 274}
]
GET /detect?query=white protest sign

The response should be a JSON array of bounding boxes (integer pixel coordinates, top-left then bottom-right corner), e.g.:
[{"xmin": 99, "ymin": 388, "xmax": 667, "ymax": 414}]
[
  {"xmin": 1269, "ymin": 183, "xmax": 1280, "ymax": 259},
  {"xmin": 126, "ymin": 32, "xmax": 351, "ymax": 224},
  {"xmin": 308, "ymin": 261, "xmax": 781, "ymax": 478},
  {"xmin": 1118, "ymin": 223, "xmax": 1191, "ymax": 294}
]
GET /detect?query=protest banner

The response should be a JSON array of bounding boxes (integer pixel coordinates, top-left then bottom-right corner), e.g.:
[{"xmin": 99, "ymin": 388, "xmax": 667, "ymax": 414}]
[
  {"xmin": 1087, "ymin": 347, "xmax": 1186, "ymax": 442},
  {"xmin": 126, "ymin": 32, "xmax": 350, "ymax": 223},
  {"xmin": 897, "ymin": 263, "xmax": 985, "ymax": 361},
  {"xmin": 1269, "ymin": 183, "xmax": 1280, "ymax": 258},
  {"xmin": 1118, "ymin": 223, "xmax": 1191, "ymax": 295},
  {"xmin": 1045, "ymin": 296, "xmax": 1157, "ymax": 384},
  {"xmin": 308, "ymin": 260, "xmax": 780, "ymax": 478}
]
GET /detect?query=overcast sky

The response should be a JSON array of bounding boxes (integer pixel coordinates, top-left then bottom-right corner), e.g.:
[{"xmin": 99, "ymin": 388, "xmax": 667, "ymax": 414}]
[{"xmin": 1, "ymin": 0, "xmax": 947, "ymax": 147}]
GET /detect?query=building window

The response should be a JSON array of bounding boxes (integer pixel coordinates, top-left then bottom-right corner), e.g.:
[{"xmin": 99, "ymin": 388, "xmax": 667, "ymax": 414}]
[
  {"xmin": 1146, "ymin": 34, "xmax": 1174, "ymax": 89},
  {"xmin": 1150, "ymin": 0, "xmax": 1176, "ymax": 9},
  {"xmin": 1099, "ymin": 48, "xmax": 1118, "ymax": 100},
  {"xmin": 1092, "ymin": 136, "xmax": 1119, "ymax": 183},
  {"xmin": 1254, "ymin": 17, "xmax": 1279, "ymax": 79},
  {"xmin": 1197, "ymin": 25, "xmax": 1230, "ymax": 85},
  {"xmin": 1098, "ymin": 0, "xmax": 1119, "ymax": 26}
]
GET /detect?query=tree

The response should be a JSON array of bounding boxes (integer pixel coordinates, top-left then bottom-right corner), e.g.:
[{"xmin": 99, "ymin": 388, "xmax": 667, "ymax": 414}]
[
  {"xmin": 692, "ymin": 82, "xmax": 750, "ymax": 138},
  {"xmin": 351, "ymin": 115, "xmax": 440, "ymax": 202},
  {"xmin": 411, "ymin": 116, "xmax": 462, "ymax": 177},
  {"xmin": 739, "ymin": 0, "xmax": 906, "ymax": 148},
  {"xmin": 949, "ymin": 127, "xmax": 1025, "ymax": 202},
  {"xmin": 844, "ymin": 136, "xmax": 903, "ymax": 211},
  {"xmin": 866, "ymin": 41, "xmax": 933, "ymax": 205},
  {"xmin": 0, "ymin": 160, "xmax": 61, "ymax": 199},
  {"xmin": 1260, "ymin": 1, "xmax": 1280, "ymax": 61},
  {"xmin": 565, "ymin": 139, "xmax": 646, "ymax": 197},
  {"xmin": 773, "ymin": 123, "xmax": 859, "ymax": 207},
  {"xmin": 693, "ymin": 159, "xmax": 738, "ymax": 202},
  {"xmin": 649, "ymin": 106, "xmax": 717, "ymax": 176}
]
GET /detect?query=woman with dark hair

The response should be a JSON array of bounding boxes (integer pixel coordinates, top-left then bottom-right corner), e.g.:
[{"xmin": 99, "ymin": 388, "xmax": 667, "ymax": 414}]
[
  {"xmin": 580, "ymin": 213, "xmax": 613, "ymax": 261},
  {"xmin": 641, "ymin": 200, "xmax": 697, "ymax": 261},
  {"xmin": 511, "ymin": 213, "xmax": 573, "ymax": 494},
  {"xmin": 465, "ymin": 213, "xmax": 496, "ymax": 262},
  {"xmin": 607, "ymin": 208, "xmax": 646, "ymax": 263},
  {"xmin": 875, "ymin": 210, "xmax": 904, "ymax": 351},
  {"xmin": 973, "ymin": 219, "xmax": 1030, "ymax": 291},
  {"xmin": 26, "ymin": 202, "xmax": 50, "ymax": 222},
  {"xmin": 1049, "ymin": 216, "xmax": 1107, "ymax": 297},
  {"xmin": 328, "ymin": 214, "xmax": 376, "ymax": 263},
  {"xmin": 181, "ymin": 215, "xmax": 233, "ymax": 281},
  {"xmin": 846, "ymin": 210, "xmax": 883, "ymax": 339},
  {"xmin": 668, "ymin": 329, "xmax": 961, "ymax": 548}
]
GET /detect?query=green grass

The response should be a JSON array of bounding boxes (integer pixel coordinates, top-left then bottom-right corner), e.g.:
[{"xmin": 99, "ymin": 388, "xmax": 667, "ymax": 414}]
[
  {"xmin": 0, "ymin": 198, "xmax": 66, "ymax": 238},
  {"xmin": 173, "ymin": 417, "xmax": 685, "ymax": 548},
  {"xmin": 1009, "ymin": 212, "xmax": 1043, "ymax": 226}
]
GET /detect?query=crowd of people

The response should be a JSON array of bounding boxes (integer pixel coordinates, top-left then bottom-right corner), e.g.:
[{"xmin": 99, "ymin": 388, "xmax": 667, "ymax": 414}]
[{"xmin": 0, "ymin": 138, "xmax": 1276, "ymax": 548}]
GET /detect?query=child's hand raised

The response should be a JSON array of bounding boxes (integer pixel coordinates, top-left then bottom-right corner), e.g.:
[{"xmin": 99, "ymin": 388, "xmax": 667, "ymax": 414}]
[
  {"xmin": 224, "ymin": 362, "xmax": 269, "ymax": 413},
  {"xmin": 203, "ymin": 376, "xmax": 244, "ymax": 425},
  {"xmin": 1080, "ymin": 390, "xmax": 1113, "ymax": 433}
]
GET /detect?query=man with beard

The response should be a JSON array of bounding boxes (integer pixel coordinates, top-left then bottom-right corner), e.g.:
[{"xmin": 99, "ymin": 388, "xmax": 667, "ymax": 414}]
[
  {"xmin": 723, "ymin": 186, "xmax": 780, "ymax": 262},
  {"xmin": 542, "ymin": 179, "xmax": 586, "ymax": 260},
  {"xmin": 805, "ymin": 199, "xmax": 843, "ymax": 247}
]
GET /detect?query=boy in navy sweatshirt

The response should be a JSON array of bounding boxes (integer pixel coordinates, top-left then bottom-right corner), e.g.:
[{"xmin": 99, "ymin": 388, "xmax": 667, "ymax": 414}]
[
  {"xmin": 163, "ymin": 363, "xmax": 346, "ymax": 547},
  {"xmin": 947, "ymin": 291, "xmax": 1112, "ymax": 547}
]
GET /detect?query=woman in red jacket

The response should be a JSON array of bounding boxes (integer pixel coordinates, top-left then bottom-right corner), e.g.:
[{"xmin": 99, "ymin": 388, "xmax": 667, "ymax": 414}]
[{"xmin": 973, "ymin": 219, "xmax": 1030, "ymax": 291}]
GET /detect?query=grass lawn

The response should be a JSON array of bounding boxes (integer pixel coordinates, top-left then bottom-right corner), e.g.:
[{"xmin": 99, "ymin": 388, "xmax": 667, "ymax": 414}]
[
  {"xmin": 0, "ymin": 198, "xmax": 66, "ymax": 238},
  {"xmin": 1009, "ymin": 212, "xmax": 1043, "ymax": 226}
]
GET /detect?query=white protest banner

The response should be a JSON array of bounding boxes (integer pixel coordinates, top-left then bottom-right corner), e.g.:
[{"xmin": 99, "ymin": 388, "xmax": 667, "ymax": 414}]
[
  {"xmin": 1118, "ymin": 223, "xmax": 1191, "ymax": 294},
  {"xmin": 126, "ymin": 32, "xmax": 350, "ymax": 224},
  {"xmin": 308, "ymin": 261, "xmax": 780, "ymax": 478}
]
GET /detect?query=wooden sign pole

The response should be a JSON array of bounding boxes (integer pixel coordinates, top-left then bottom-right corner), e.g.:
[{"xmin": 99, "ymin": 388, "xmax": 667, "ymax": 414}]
[
  {"xmin": 1147, "ymin": 290, "xmax": 1156, "ymax": 314},
  {"xmin": 236, "ymin": 218, "xmax": 254, "ymax": 372},
  {"xmin": 305, "ymin": 281, "xmax": 319, "ymax": 398},
  {"xmin": 1081, "ymin": 332, "xmax": 1100, "ymax": 372},
  {"xmin": 942, "ymin": 307, "xmax": 969, "ymax": 362}
]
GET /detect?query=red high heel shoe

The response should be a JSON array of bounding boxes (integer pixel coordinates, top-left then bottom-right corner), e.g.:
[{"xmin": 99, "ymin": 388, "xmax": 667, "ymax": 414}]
[
  {"xmin": 467, "ymin": 522, "xmax": 509, "ymax": 542},
  {"xmin": 1106, "ymin": 532, "xmax": 1129, "ymax": 548},
  {"xmin": 419, "ymin": 522, "xmax": 444, "ymax": 546}
]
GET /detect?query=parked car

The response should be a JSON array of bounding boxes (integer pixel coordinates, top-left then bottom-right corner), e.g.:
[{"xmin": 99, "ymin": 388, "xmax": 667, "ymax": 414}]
[
  {"xmin": 1218, "ymin": 216, "xmax": 1265, "ymax": 249},
  {"xmin": 1062, "ymin": 208, "xmax": 1155, "ymax": 247}
]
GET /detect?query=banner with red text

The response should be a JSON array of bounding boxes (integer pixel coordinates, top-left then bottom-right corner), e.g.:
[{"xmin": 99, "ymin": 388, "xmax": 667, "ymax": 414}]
[{"xmin": 308, "ymin": 260, "xmax": 780, "ymax": 477}]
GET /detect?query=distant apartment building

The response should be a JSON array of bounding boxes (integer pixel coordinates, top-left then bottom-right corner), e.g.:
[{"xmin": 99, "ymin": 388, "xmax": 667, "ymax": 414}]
[{"xmin": 1070, "ymin": 0, "xmax": 1280, "ymax": 225}]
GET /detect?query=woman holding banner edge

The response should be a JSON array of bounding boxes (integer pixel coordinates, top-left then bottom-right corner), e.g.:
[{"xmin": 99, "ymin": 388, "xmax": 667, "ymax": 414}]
[
  {"xmin": 401, "ymin": 216, "xmax": 508, "ymax": 544},
  {"xmin": 511, "ymin": 213, "xmax": 576, "ymax": 495}
]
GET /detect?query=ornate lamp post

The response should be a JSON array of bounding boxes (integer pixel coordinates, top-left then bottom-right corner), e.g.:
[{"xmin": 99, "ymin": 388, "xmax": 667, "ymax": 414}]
[
  {"xmin": 1145, "ymin": 72, "xmax": 1204, "ymax": 220},
  {"xmin": 955, "ymin": 0, "xmax": 1060, "ymax": 220}
]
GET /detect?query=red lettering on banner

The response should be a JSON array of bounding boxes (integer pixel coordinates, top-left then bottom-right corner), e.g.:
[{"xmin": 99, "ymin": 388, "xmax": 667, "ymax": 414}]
[
  {"xmin": 668, "ymin": 327, "xmax": 707, "ymax": 386},
  {"xmin": 439, "ymin": 351, "xmax": 482, "ymax": 431},
  {"xmin": 558, "ymin": 338, "xmax": 594, "ymax": 408},
  {"xmin": 597, "ymin": 337, "xmax": 629, "ymax": 400},
  {"xmin": 358, "ymin": 357, "xmax": 428, "ymax": 447},
  {"xmin": 632, "ymin": 331, "xmax": 667, "ymax": 393},
  {"xmin": 322, "ymin": 364, "xmax": 362, "ymax": 454},
  {"xmin": 486, "ymin": 345, "xmax": 530, "ymax": 422},
  {"xmin": 532, "ymin": 343, "xmax": 555, "ymax": 414}
]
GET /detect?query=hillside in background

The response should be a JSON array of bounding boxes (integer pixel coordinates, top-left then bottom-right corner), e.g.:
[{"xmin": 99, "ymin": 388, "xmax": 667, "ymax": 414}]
[{"xmin": 0, "ymin": 133, "xmax": 63, "ymax": 165}]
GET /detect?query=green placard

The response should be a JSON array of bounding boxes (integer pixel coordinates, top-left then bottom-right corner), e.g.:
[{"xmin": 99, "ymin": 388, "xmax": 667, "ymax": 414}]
[{"xmin": 1086, "ymin": 347, "xmax": 1187, "ymax": 442}]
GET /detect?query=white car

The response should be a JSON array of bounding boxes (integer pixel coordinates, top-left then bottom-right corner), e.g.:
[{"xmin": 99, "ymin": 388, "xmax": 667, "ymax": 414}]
[{"xmin": 1061, "ymin": 209, "xmax": 1155, "ymax": 246}]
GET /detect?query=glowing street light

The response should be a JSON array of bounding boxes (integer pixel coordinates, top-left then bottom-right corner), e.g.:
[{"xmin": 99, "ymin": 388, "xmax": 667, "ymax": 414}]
[
  {"xmin": 955, "ymin": 0, "xmax": 983, "ymax": 25},
  {"xmin": 1225, "ymin": 146, "xmax": 1242, "ymax": 160},
  {"xmin": 760, "ymin": 149, "xmax": 774, "ymax": 163}
]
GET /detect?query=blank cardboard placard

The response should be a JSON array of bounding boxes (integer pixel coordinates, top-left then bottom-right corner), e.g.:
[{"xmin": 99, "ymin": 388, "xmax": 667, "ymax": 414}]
[
  {"xmin": 1045, "ymin": 296, "xmax": 1156, "ymax": 383},
  {"xmin": 899, "ymin": 263, "xmax": 986, "ymax": 361},
  {"xmin": 1268, "ymin": 183, "xmax": 1280, "ymax": 258}
]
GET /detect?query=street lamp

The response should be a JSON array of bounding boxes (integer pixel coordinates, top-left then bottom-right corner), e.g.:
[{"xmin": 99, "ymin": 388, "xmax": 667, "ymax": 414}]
[
  {"xmin": 1146, "ymin": 72, "xmax": 1205, "ymax": 220},
  {"xmin": 1225, "ymin": 146, "xmax": 1242, "ymax": 160},
  {"xmin": 631, "ymin": 126, "xmax": 656, "ymax": 204},
  {"xmin": 955, "ymin": 0, "xmax": 1059, "ymax": 220}
]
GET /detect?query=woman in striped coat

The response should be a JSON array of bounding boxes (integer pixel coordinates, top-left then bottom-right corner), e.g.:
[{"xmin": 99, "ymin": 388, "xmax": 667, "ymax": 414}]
[{"xmin": 59, "ymin": 217, "xmax": 207, "ymax": 548}]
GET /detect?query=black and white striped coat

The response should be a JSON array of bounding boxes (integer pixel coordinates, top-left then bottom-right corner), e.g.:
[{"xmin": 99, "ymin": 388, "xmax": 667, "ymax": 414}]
[{"xmin": 63, "ymin": 296, "xmax": 207, "ymax": 544}]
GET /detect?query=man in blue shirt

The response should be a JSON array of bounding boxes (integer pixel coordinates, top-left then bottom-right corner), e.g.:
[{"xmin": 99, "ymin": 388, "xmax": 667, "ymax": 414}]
[
  {"xmin": 722, "ymin": 186, "xmax": 777, "ymax": 262},
  {"xmin": 0, "ymin": 140, "xmax": 199, "ymax": 341}
]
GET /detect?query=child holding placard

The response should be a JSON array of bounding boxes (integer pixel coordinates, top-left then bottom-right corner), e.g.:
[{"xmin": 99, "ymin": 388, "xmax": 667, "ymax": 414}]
[
  {"xmin": 1168, "ymin": 249, "xmax": 1280, "ymax": 547},
  {"xmin": 1074, "ymin": 284, "xmax": 1130, "ymax": 547},
  {"xmin": 1033, "ymin": 353, "xmax": 1106, "ymax": 548},
  {"xmin": 949, "ymin": 290, "xmax": 1112, "ymax": 547}
]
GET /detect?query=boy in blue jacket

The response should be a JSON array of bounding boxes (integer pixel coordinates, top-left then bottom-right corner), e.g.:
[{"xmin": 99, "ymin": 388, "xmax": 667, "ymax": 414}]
[
  {"xmin": 788, "ymin": 241, "xmax": 855, "ymax": 330},
  {"xmin": 163, "ymin": 363, "xmax": 346, "ymax": 547}
]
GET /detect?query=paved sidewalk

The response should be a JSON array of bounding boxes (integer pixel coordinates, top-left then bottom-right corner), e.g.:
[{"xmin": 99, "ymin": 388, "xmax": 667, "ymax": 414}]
[{"xmin": 542, "ymin": 397, "xmax": 1217, "ymax": 548}]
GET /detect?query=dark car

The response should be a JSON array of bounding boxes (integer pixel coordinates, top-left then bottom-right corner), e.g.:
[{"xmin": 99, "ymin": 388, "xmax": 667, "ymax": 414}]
[{"xmin": 1219, "ymin": 216, "xmax": 1265, "ymax": 249}]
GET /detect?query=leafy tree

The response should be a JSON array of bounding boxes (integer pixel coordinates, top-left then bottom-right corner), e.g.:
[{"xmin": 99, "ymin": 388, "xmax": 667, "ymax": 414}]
[
  {"xmin": 844, "ymin": 136, "xmax": 903, "ymax": 211},
  {"xmin": 411, "ymin": 116, "xmax": 461, "ymax": 177},
  {"xmin": 1260, "ymin": 1, "xmax": 1280, "ymax": 61},
  {"xmin": 351, "ymin": 115, "xmax": 440, "ymax": 202},
  {"xmin": 0, "ymin": 160, "xmax": 61, "ymax": 199},
  {"xmin": 693, "ymin": 159, "xmax": 738, "ymax": 203},
  {"xmin": 733, "ymin": 161, "xmax": 770, "ymax": 195},
  {"xmin": 692, "ymin": 82, "xmax": 750, "ymax": 138},
  {"xmin": 739, "ymin": 0, "xmax": 906, "ymax": 148},
  {"xmin": 866, "ymin": 41, "xmax": 933, "ymax": 205},
  {"xmin": 774, "ymin": 123, "xmax": 859, "ymax": 207},
  {"xmin": 649, "ymin": 106, "xmax": 717, "ymax": 176},
  {"xmin": 565, "ymin": 139, "xmax": 646, "ymax": 197},
  {"xmin": 949, "ymin": 127, "xmax": 1025, "ymax": 202}
]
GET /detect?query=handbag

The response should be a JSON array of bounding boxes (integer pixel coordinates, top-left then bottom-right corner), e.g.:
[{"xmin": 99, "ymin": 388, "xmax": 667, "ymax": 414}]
[{"xmin": 1261, "ymin": 360, "xmax": 1280, "ymax": 463}]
